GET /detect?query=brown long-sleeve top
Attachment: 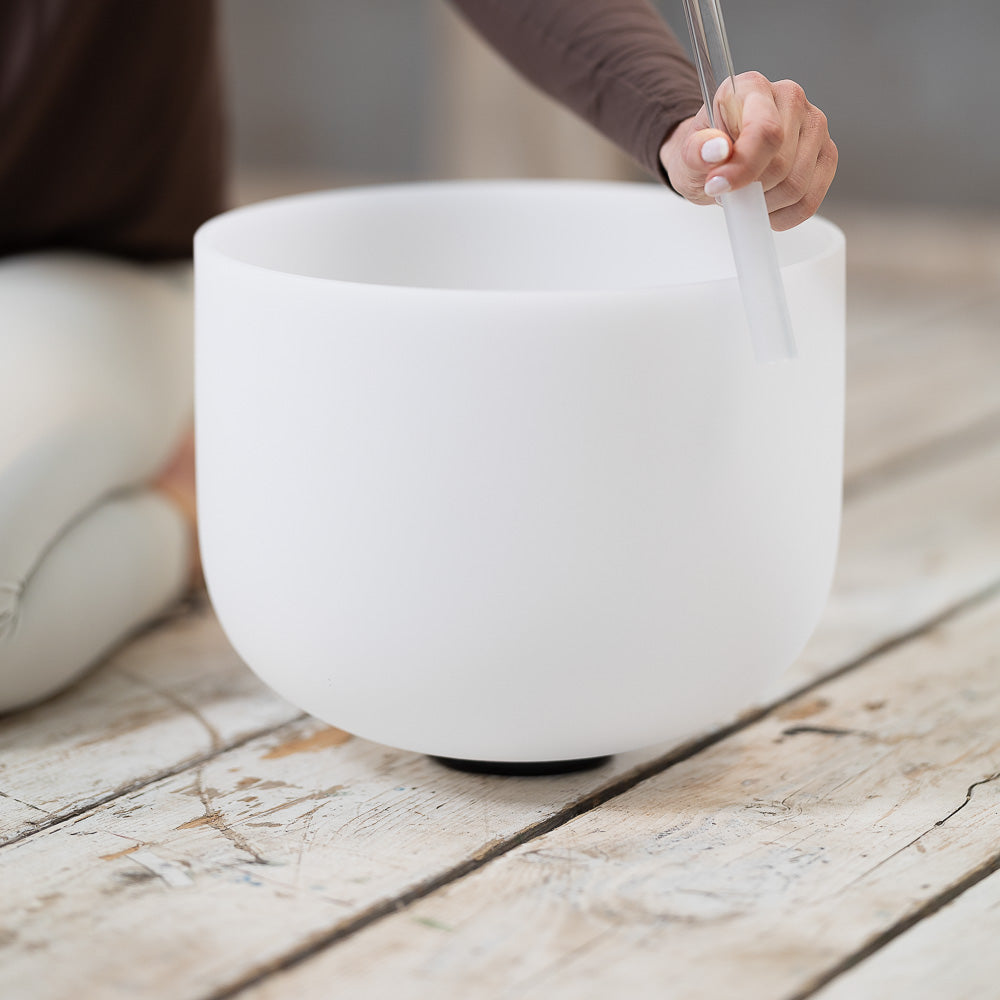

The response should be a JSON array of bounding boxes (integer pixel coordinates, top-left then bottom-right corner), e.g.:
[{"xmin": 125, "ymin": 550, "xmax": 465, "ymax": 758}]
[{"xmin": 0, "ymin": 0, "xmax": 702, "ymax": 260}]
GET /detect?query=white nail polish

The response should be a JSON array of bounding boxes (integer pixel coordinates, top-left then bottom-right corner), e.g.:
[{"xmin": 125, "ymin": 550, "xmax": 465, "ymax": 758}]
[
  {"xmin": 704, "ymin": 176, "xmax": 732, "ymax": 197},
  {"xmin": 701, "ymin": 137, "xmax": 729, "ymax": 164}
]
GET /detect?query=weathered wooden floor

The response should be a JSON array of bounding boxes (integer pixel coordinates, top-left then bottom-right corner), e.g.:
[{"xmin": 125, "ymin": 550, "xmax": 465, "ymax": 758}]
[{"xmin": 2, "ymin": 204, "xmax": 999, "ymax": 1000}]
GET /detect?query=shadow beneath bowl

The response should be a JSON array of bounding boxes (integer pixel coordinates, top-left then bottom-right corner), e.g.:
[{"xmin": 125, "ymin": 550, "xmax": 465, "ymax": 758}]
[{"xmin": 430, "ymin": 755, "xmax": 612, "ymax": 777}]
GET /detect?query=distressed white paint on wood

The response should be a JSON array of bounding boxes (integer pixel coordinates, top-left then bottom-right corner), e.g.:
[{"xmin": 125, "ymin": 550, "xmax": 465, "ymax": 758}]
[
  {"xmin": 829, "ymin": 204, "xmax": 1000, "ymax": 283},
  {"xmin": 4, "ymin": 394, "xmax": 1000, "ymax": 857},
  {"xmin": 0, "ymin": 213, "xmax": 997, "ymax": 999},
  {"xmin": 1, "ymin": 414, "xmax": 996, "ymax": 854},
  {"xmin": 1, "ymin": 262, "xmax": 995, "ymax": 850},
  {"xmin": 844, "ymin": 270, "xmax": 991, "ymax": 348},
  {"xmin": 812, "ymin": 864, "xmax": 1000, "ymax": 1000},
  {"xmin": 844, "ymin": 289, "xmax": 1000, "ymax": 483},
  {"xmin": 0, "ymin": 606, "xmax": 299, "ymax": 845},
  {"xmin": 786, "ymin": 433, "xmax": 1000, "ymax": 688},
  {"xmin": 244, "ymin": 594, "xmax": 1000, "ymax": 1000},
  {"xmin": 0, "ymin": 717, "xmax": 696, "ymax": 1000},
  {"xmin": 1, "ymin": 429, "xmax": 999, "ymax": 999}
]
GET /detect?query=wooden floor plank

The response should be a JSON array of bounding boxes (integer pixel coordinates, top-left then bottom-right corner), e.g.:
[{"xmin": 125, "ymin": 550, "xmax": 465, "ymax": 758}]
[
  {"xmin": 4, "ymin": 416, "xmax": 995, "ymax": 852},
  {"xmin": 1, "ymin": 207, "xmax": 997, "ymax": 999},
  {"xmin": 844, "ymin": 288, "xmax": 1000, "ymax": 484},
  {"xmin": 828, "ymin": 203, "xmax": 1000, "ymax": 284},
  {"xmin": 1, "ymin": 241, "xmax": 996, "ymax": 855},
  {"xmin": 844, "ymin": 271, "xmax": 989, "ymax": 348},
  {"xmin": 2, "ymin": 422, "xmax": 999, "ymax": 1000},
  {"xmin": 0, "ymin": 719, "xmax": 704, "ymax": 1000},
  {"xmin": 239, "ymin": 592, "xmax": 1000, "ymax": 1000},
  {"xmin": 786, "ymin": 434, "xmax": 1000, "ymax": 690},
  {"xmin": 0, "ymin": 607, "xmax": 301, "ymax": 846},
  {"xmin": 809, "ymin": 859, "xmax": 1000, "ymax": 1000}
]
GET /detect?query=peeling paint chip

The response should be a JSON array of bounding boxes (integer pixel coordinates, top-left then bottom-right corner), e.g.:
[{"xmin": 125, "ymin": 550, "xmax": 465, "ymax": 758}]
[
  {"xmin": 262, "ymin": 727, "xmax": 352, "ymax": 759},
  {"xmin": 129, "ymin": 849, "xmax": 194, "ymax": 888}
]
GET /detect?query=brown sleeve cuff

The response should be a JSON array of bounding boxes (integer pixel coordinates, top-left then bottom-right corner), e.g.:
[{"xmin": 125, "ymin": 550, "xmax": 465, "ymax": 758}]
[
  {"xmin": 449, "ymin": 0, "xmax": 704, "ymax": 189},
  {"xmin": 645, "ymin": 95, "xmax": 705, "ymax": 190}
]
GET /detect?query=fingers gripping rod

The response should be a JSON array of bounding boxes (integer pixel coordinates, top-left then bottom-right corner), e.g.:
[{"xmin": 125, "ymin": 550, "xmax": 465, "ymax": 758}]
[{"xmin": 681, "ymin": 0, "xmax": 797, "ymax": 363}]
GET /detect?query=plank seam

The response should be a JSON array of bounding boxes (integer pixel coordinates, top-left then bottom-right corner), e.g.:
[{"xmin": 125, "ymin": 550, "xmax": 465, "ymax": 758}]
[
  {"xmin": 788, "ymin": 847, "xmax": 1000, "ymax": 1000},
  {"xmin": 203, "ymin": 575, "xmax": 1000, "ymax": 1000},
  {"xmin": 204, "ymin": 723, "xmax": 753, "ymax": 1000},
  {"xmin": 844, "ymin": 409, "xmax": 1000, "ymax": 502},
  {"xmin": 0, "ymin": 714, "xmax": 307, "ymax": 850},
  {"xmin": 6, "ymin": 399, "xmax": 1000, "ymax": 850}
]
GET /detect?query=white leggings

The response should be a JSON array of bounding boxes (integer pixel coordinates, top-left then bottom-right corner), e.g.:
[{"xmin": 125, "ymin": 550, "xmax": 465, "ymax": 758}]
[{"xmin": 0, "ymin": 253, "xmax": 194, "ymax": 713}]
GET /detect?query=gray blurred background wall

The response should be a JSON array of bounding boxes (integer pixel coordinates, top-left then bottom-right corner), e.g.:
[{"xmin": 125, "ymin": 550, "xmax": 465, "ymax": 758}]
[{"xmin": 221, "ymin": 0, "xmax": 1000, "ymax": 207}]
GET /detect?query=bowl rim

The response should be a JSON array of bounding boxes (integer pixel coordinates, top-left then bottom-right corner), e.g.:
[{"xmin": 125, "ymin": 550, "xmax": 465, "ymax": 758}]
[{"xmin": 195, "ymin": 178, "xmax": 845, "ymax": 299}]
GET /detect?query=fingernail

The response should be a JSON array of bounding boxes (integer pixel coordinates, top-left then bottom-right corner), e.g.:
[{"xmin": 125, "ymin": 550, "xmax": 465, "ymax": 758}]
[
  {"xmin": 700, "ymin": 137, "xmax": 730, "ymax": 164},
  {"xmin": 704, "ymin": 176, "xmax": 732, "ymax": 197}
]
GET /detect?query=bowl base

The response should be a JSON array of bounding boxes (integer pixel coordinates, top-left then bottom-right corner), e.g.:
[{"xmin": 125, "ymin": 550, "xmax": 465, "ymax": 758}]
[{"xmin": 430, "ymin": 755, "xmax": 612, "ymax": 777}]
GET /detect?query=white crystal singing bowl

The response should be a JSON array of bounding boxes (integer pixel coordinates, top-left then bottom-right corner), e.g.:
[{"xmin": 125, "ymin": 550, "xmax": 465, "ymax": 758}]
[{"xmin": 195, "ymin": 181, "xmax": 844, "ymax": 763}]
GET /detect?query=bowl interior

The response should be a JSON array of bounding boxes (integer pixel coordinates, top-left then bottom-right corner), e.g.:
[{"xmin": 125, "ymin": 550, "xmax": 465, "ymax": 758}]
[{"xmin": 198, "ymin": 181, "xmax": 842, "ymax": 293}]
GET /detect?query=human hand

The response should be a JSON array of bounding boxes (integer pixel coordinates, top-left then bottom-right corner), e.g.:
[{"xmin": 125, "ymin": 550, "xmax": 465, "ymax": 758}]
[{"xmin": 659, "ymin": 72, "xmax": 837, "ymax": 231}]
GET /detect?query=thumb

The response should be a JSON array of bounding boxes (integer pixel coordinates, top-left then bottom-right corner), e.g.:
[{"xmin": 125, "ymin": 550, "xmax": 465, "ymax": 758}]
[{"xmin": 663, "ymin": 125, "xmax": 733, "ymax": 204}]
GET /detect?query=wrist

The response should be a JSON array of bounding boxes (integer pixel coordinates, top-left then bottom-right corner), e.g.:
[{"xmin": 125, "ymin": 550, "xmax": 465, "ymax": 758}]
[{"xmin": 658, "ymin": 116, "xmax": 697, "ymax": 191}]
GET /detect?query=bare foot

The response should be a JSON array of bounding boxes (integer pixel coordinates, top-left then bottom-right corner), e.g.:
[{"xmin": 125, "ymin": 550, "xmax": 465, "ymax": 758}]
[{"xmin": 153, "ymin": 426, "xmax": 201, "ymax": 588}]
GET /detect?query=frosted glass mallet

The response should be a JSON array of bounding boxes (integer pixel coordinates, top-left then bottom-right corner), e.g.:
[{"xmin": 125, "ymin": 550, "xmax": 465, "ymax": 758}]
[{"xmin": 681, "ymin": 0, "xmax": 797, "ymax": 363}]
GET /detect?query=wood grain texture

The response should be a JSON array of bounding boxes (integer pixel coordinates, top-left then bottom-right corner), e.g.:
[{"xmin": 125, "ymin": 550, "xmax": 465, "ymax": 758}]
[
  {"xmin": 0, "ymin": 605, "xmax": 300, "ymax": 846},
  {"xmin": 844, "ymin": 271, "xmax": 990, "ymax": 348},
  {"xmin": 787, "ymin": 433, "xmax": 1000, "ymax": 690},
  {"xmin": 844, "ymin": 286, "xmax": 1000, "ymax": 485},
  {"xmin": 829, "ymin": 204, "xmax": 1000, "ymax": 283},
  {"xmin": 1, "ymin": 405, "xmax": 998, "ymax": 1000},
  {"xmin": 1, "ymin": 210, "xmax": 998, "ymax": 1000},
  {"xmin": 0, "ymin": 718, "xmax": 695, "ymax": 1000},
  {"xmin": 4, "ymin": 352, "xmax": 998, "ymax": 856},
  {"xmin": 1, "ymin": 260, "xmax": 994, "ymax": 853},
  {"xmin": 243, "ymin": 593, "xmax": 1000, "ymax": 1000},
  {"xmin": 811, "ymin": 862, "xmax": 1000, "ymax": 1000}
]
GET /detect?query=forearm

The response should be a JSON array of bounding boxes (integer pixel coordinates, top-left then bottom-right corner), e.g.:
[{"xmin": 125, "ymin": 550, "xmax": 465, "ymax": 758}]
[{"xmin": 448, "ymin": 0, "xmax": 703, "ymax": 182}]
